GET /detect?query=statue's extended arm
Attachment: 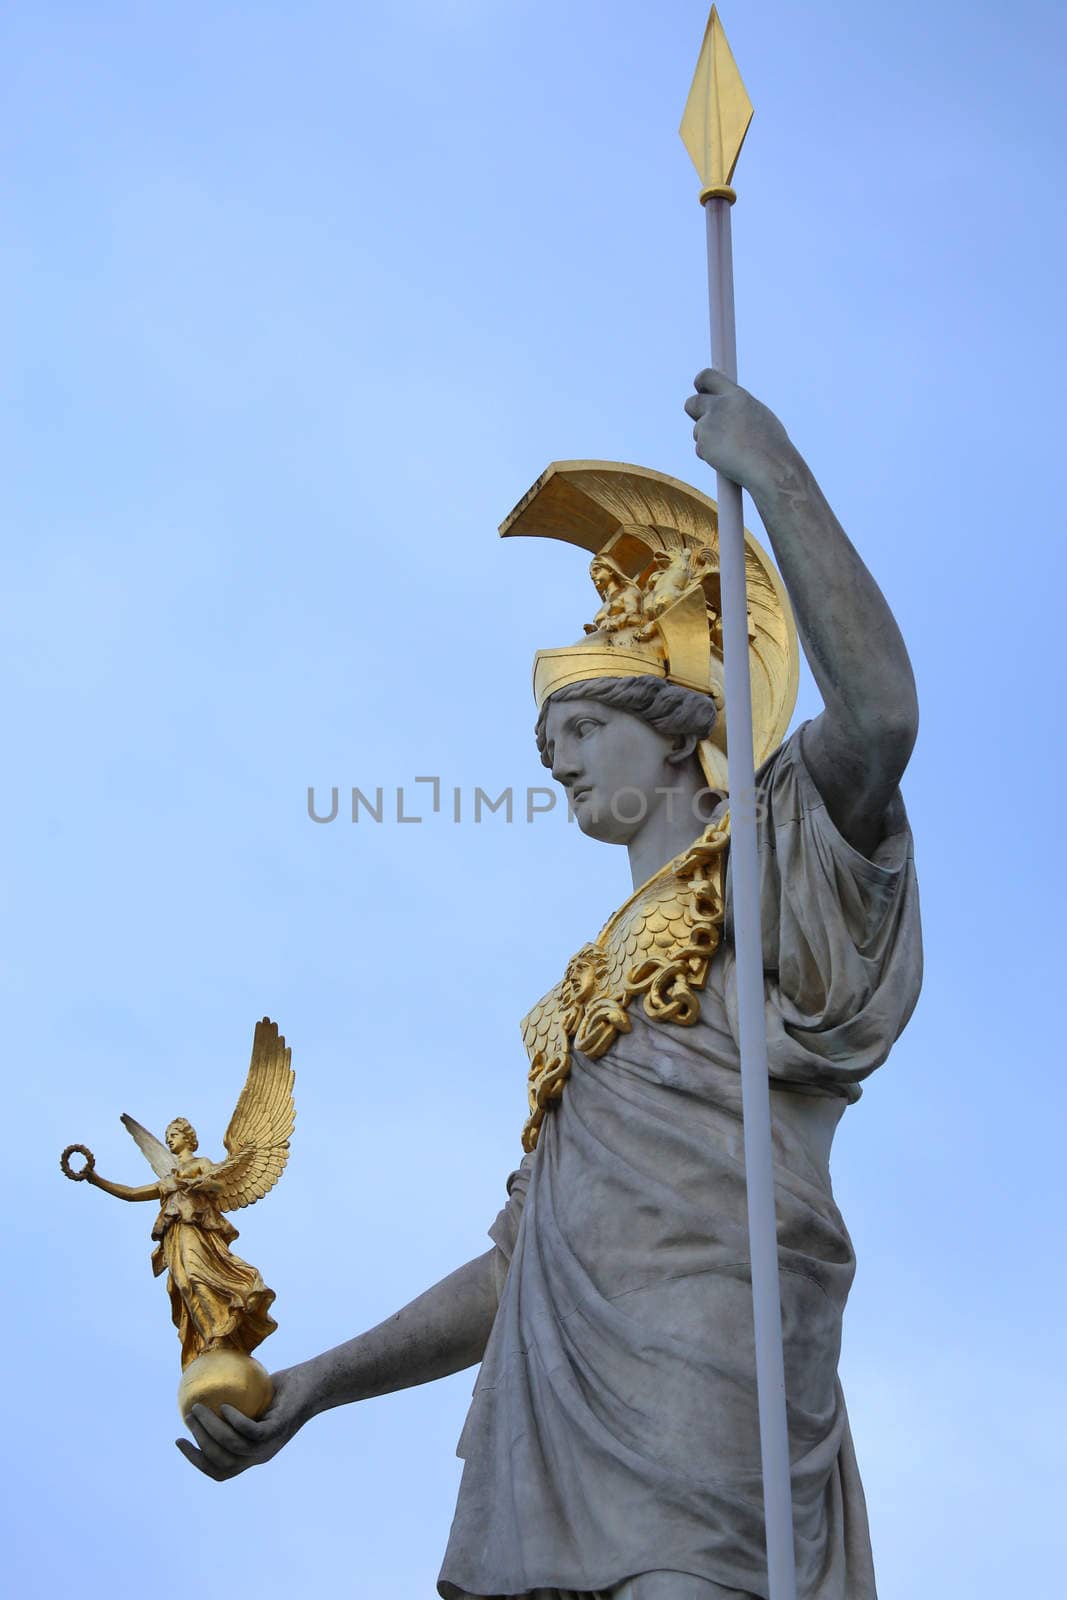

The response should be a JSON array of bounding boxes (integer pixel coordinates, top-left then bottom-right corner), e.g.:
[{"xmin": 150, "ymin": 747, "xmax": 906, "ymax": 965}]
[
  {"xmin": 177, "ymin": 1247, "xmax": 500, "ymax": 1481},
  {"xmin": 685, "ymin": 369, "xmax": 918, "ymax": 856},
  {"xmin": 86, "ymin": 1172, "xmax": 160, "ymax": 1202}
]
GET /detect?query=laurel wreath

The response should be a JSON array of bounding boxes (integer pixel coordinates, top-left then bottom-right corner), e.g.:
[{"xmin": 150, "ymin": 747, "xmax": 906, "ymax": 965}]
[{"xmin": 61, "ymin": 1143, "xmax": 96, "ymax": 1181}]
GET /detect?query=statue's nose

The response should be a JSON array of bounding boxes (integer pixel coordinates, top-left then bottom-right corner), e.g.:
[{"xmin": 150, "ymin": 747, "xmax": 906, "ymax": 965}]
[{"xmin": 551, "ymin": 747, "xmax": 583, "ymax": 788}]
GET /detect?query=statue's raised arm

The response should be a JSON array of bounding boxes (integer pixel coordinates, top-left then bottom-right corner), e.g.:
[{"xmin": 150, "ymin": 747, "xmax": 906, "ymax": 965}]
[{"xmin": 686, "ymin": 367, "xmax": 918, "ymax": 854}]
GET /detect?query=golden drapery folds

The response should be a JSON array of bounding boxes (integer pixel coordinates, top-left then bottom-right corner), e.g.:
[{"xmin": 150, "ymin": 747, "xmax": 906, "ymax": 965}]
[{"xmin": 151, "ymin": 1170, "xmax": 277, "ymax": 1368}]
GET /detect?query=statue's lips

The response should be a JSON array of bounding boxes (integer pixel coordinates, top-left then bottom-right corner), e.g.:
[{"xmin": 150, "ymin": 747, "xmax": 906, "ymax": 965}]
[{"xmin": 570, "ymin": 787, "xmax": 606, "ymax": 822}]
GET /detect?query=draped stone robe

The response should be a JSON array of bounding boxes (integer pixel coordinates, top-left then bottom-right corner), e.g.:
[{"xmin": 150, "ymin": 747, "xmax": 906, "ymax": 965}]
[{"xmin": 438, "ymin": 729, "xmax": 922, "ymax": 1600}]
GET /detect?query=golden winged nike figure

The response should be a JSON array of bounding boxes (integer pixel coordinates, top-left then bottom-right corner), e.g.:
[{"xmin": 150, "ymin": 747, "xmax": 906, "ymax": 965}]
[{"xmin": 61, "ymin": 1017, "xmax": 295, "ymax": 1419}]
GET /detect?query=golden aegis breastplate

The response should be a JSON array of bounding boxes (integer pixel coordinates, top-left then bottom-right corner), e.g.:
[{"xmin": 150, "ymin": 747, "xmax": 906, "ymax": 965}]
[{"xmin": 520, "ymin": 816, "xmax": 730, "ymax": 1151}]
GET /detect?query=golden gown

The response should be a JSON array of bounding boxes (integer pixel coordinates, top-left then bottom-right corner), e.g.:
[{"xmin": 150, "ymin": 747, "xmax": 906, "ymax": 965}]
[{"xmin": 150, "ymin": 1161, "xmax": 277, "ymax": 1368}]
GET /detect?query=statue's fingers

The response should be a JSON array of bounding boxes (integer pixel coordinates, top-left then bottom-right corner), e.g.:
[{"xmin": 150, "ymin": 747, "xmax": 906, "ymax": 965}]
[
  {"xmin": 175, "ymin": 1436, "xmax": 233, "ymax": 1482},
  {"xmin": 684, "ymin": 394, "xmax": 713, "ymax": 421},
  {"xmin": 693, "ymin": 367, "xmax": 735, "ymax": 395},
  {"xmin": 219, "ymin": 1404, "xmax": 267, "ymax": 1443},
  {"xmin": 185, "ymin": 1405, "xmax": 248, "ymax": 1469}
]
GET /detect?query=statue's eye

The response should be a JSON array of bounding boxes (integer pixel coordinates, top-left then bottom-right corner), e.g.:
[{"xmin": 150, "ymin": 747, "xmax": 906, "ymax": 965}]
[{"xmin": 575, "ymin": 719, "xmax": 600, "ymax": 738}]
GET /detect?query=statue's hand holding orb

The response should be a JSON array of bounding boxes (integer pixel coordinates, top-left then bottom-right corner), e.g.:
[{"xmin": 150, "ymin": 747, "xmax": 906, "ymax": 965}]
[
  {"xmin": 177, "ymin": 1365, "xmax": 316, "ymax": 1481},
  {"xmin": 178, "ymin": 1349, "xmax": 274, "ymax": 1424}
]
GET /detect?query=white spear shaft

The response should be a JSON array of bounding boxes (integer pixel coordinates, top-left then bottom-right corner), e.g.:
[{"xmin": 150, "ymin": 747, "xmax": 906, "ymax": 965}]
[
  {"xmin": 705, "ymin": 195, "xmax": 797, "ymax": 1600},
  {"xmin": 682, "ymin": 11, "xmax": 798, "ymax": 1596}
]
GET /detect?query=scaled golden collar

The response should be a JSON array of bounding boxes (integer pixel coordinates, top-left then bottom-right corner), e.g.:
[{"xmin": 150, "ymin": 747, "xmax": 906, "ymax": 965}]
[{"xmin": 520, "ymin": 815, "xmax": 730, "ymax": 1151}]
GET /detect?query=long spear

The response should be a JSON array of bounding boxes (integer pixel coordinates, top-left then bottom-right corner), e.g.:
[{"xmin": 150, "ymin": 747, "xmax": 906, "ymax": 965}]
[{"xmin": 681, "ymin": 11, "xmax": 798, "ymax": 1598}]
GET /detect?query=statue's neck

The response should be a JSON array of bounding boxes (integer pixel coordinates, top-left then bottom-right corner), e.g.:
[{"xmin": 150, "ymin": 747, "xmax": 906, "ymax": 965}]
[{"xmin": 625, "ymin": 770, "xmax": 726, "ymax": 891}]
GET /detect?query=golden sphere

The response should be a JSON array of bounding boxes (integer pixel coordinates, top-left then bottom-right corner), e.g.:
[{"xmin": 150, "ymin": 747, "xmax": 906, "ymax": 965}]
[{"xmin": 177, "ymin": 1350, "xmax": 274, "ymax": 1421}]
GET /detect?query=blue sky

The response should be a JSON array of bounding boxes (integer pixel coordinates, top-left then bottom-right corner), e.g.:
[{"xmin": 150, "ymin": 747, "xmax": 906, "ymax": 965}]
[{"xmin": 3, "ymin": 2, "xmax": 1065, "ymax": 1595}]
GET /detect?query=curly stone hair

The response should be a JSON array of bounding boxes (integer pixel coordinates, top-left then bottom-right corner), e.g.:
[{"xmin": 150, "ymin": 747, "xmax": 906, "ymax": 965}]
[
  {"xmin": 534, "ymin": 675, "xmax": 717, "ymax": 768},
  {"xmin": 166, "ymin": 1115, "xmax": 199, "ymax": 1151}
]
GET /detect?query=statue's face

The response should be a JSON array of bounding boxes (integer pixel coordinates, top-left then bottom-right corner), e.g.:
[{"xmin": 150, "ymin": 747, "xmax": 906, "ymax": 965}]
[
  {"xmin": 166, "ymin": 1122, "xmax": 195, "ymax": 1155},
  {"xmin": 543, "ymin": 696, "xmax": 686, "ymax": 845}
]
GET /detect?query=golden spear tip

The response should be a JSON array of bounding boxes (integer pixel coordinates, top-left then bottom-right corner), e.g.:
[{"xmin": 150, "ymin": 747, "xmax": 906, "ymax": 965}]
[{"xmin": 679, "ymin": 5, "xmax": 753, "ymax": 204}]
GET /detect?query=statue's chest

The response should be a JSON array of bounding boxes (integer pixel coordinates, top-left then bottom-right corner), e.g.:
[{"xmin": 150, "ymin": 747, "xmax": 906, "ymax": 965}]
[{"xmin": 519, "ymin": 819, "xmax": 730, "ymax": 1151}]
